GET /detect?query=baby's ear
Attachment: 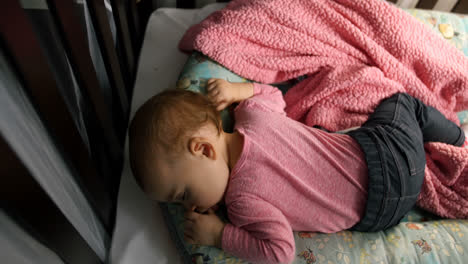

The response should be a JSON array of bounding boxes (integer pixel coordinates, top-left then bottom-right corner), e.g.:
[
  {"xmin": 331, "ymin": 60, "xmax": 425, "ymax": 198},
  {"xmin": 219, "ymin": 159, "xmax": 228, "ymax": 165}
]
[{"xmin": 188, "ymin": 137, "xmax": 216, "ymax": 160}]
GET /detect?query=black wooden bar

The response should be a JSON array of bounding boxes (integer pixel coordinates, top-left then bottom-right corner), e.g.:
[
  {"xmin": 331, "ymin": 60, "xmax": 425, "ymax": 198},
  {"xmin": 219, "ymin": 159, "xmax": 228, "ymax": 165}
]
[
  {"xmin": 416, "ymin": 0, "xmax": 438, "ymax": 9},
  {"xmin": 177, "ymin": 0, "xmax": 196, "ymax": 8},
  {"xmin": 110, "ymin": 0, "xmax": 136, "ymax": 94},
  {"xmin": 135, "ymin": 0, "xmax": 155, "ymax": 54},
  {"xmin": 1, "ymin": 0, "xmax": 112, "ymax": 231},
  {"xmin": 46, "ymin": 0, "xmax": 122, "ymax": 157},
  {"xmin": 454, "ymin": 0, "xmax": 468, "ymax": 13},
  {"xmin": 86, "ymin": 0, "xmax": 129, "ymax": 120},
  {"xmin": 128, "ymin": 0, "xmax": 142, "ymax": 57}
]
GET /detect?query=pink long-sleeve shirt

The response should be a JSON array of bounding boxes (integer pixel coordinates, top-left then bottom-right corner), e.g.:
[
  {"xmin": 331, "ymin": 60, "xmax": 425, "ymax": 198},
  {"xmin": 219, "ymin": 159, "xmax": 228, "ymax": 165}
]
[{"xmin": 221, "ymin": 83, "xmax": 369, "ymax": 264}]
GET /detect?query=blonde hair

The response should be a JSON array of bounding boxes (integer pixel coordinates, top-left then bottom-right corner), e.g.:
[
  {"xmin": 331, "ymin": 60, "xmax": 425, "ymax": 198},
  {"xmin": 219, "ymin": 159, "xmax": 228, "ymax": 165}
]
[{"xmin": 128, "ymin": 89, "xmax": 222, "ymax": 185}]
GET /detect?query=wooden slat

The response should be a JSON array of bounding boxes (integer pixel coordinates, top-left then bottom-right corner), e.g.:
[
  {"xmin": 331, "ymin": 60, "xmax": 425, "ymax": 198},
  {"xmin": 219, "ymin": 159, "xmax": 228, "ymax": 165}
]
[
  {"xmin": 135, "ymin": 0, "xmax": 155, "ymax": 55},
  {"xmin": 128, "ymin": 0, "xmax": 142, "ymax": 56},
  {"xmin": 86, "ymin": 0, "xmax": 128, "ymax": 121},
  {"xmin": 110, "ymin": 0, "xmax": 136, "ymax": 93},
  {"xmin": 453, "ymin": 0, "xmax": 468, "ymax": 13},
  {"xmin": 433, "ymin": 0, "xmax": 459, "ymax": 12},
  {"xmin": 177, "ymin": 0, "xmax": 196, "ymax": 8},
  {"xmin": 46, "ymin": 0, "xmax": 121, "ymax": 157},
  {"xmin": 396, "ymin": 0, "xmax": 420, "ymax": 8},
  {"xmin": 1, "ymin": 0, "xmax": 112, "ymax": 230},
  {"xmin": 416, "ymin": 0, "xmax": 438, "ymax": 9}
]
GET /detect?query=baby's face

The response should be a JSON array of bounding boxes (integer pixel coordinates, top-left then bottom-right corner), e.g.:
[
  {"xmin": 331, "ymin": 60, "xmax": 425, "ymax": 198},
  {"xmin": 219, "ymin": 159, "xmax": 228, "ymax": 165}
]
[{"xmin": 145, "ymin": 150, "xmax": 230, "ymax": 213}]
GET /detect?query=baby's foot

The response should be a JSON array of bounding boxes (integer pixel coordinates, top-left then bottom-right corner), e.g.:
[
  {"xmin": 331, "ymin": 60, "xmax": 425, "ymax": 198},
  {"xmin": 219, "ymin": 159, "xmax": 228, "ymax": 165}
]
[
  {"xmin": 461, "ymin": 123, "xmax": 468, "ymax": 148},
  {"xmin": 462, "ymin": 123, "xmax": 468, "ymax": 135}
]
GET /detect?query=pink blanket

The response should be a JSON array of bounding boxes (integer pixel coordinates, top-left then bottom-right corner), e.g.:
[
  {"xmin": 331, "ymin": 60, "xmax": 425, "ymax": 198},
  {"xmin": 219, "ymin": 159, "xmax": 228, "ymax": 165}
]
[{"xmin": 179, "ymin": 0, "xmax": 468, "ymax": 219}]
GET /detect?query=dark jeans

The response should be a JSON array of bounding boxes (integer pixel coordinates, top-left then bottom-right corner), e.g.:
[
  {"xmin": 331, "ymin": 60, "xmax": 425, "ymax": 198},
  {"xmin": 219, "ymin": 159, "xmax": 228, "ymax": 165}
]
[{"xmin": 347, "ymin": 93, "xmax": 465, "ymax": 232}]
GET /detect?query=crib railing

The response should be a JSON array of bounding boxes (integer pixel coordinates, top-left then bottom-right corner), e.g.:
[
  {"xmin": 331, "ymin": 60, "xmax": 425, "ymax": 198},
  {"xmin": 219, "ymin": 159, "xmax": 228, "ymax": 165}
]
[
  {"xmin": 389, "ymin": 0, "xmax": 467, "ymax": 12},
  {"xmin": 1, "ymin": 0, "xmax": 140, "ymax": 263},
  {"xmin": 174, "ymin": 0, "xmax": 468, "ymax": 13}
]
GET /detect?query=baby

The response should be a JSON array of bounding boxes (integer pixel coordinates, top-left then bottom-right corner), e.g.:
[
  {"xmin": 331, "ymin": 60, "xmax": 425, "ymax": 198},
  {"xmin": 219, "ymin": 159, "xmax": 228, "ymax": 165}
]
[{"xmin": 129, "ymin": 78, "xmax": 465, "ymax": 264}]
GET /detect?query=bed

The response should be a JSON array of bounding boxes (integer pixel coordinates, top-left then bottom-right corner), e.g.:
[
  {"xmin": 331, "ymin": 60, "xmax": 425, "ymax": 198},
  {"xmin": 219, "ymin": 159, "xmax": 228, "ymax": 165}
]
[
  {"xmin": 1, "ymin": 1, "xmax": 467, "ymax": 264},
  {"xmin": 110, "ymin": 2, "xmax": 468, "ymax": 264}
]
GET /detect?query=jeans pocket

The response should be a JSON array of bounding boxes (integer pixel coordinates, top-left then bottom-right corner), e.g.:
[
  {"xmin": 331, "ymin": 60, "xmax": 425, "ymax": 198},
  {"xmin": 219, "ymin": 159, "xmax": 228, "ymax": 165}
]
[
  {"xmin": 403, "ymin": 150, "xmax": 417, "ymax": 176},
  {"xmin": 390, "ymin": 127, "xmax": 423, "ymax": 176},
  {"xmin": 389, "ymin": 127, "xmax": 426, "ymax": 201}
]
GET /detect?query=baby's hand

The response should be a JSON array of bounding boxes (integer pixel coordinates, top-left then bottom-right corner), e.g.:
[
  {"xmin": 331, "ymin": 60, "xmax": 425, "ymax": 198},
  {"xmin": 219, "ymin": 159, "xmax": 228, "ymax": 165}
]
[
  {"xmin": 206, "ymin": 78, "xmax": 238, "ymax": 111},
  {"xmin": 183, "ymin": 208, "xmax": 225, "ymax": 248}
]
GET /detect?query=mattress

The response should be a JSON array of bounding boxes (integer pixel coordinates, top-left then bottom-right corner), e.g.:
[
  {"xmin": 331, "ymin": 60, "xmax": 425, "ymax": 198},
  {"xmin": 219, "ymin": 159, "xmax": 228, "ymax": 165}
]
[
  {"xmin": 109, "ymin": 4, "xmax": 227, "ymax": 264},
  {"xmin": 110, "ymin": 3, "xmax": 468, "ymax": 264}
]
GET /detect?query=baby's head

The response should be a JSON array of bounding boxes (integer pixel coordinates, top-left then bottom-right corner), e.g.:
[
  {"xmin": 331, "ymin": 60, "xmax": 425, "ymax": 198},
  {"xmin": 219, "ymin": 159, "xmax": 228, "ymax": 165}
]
[{"xmin": 129, "ymin": 89, "xmax": 230, "ymax": 212}]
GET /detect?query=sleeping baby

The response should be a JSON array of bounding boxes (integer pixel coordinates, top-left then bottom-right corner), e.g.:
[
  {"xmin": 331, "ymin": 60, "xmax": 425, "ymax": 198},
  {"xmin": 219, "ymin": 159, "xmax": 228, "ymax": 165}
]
[{"xmin": 128, "ymin": 78, "xmax": 465, "ymax": 264}]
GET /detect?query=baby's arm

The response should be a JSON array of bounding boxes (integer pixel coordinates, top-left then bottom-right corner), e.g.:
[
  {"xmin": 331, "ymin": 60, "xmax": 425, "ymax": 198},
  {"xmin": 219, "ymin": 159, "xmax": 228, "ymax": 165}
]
[
  {"xmin": 206, "ymin": 78, "xmax": 254, "ymax": 110},
  {"xmin": 206, "ymin": 78, "xmax": 286, "ymax": 114},
  {"xmin": 223, "ymin": 198, "xmax": 295, "ymax": 264}
]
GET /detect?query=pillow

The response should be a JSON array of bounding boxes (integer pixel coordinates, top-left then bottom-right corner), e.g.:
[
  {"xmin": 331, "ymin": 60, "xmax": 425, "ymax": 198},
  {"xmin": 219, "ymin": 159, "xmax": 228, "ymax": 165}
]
[
  {"xmin": 164, "ymin": 9, "xmax": 468, "ymax": 264},
  {"xmin": 176, "ymin": 52, "xmax": 305, "ymax": 132},
  {"xmin": 459, "ymin": 110, "xmax": 468, "ymax": 124},
  {"xmin": 176, "ymin": 52, "xmax": 251, "ymax": 133}
]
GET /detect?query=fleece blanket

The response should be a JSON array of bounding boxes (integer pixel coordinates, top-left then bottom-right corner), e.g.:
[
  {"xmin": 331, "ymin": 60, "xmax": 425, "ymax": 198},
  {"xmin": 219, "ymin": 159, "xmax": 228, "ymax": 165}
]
[{"xmin": 179, "ymin": 0, "xmax": 468, "ymax": 219}]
